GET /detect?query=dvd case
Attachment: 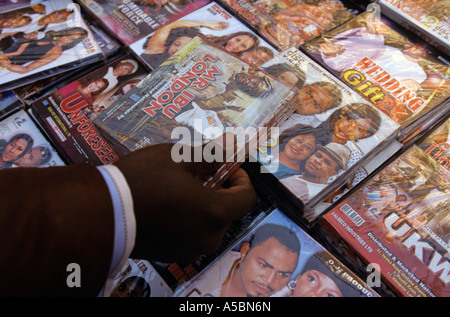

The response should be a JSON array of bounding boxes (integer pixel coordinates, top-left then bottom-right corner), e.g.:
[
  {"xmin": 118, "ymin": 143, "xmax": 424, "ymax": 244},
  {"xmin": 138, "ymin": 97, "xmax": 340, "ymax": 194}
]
[
  {"xmin": 253, "ymin": 47, "xmax": 400, "ymax": 224},
  {"xmin": 217, "ymin": 0, "xmax": 359, "ymax": 50},
  {"xmin": 302, "ymin": 10, "xmax": 450, "ymax": 137},
  {"xmin": 129, "ymin": 1, "xmax": 277, "ymax": 70},
  {"xmin": 319, "ymin": 145, "xmax": 450, "ymax": 297},
  {"xmin": 30, "ymin": 54, "xmax": 149, "ymax": 165},
  {"xmin": 400, "ymin": 99, "xmax": 450, "ymax": 145},
  {"xmin": 375, "ymin": 0, "xmax": 450, "ymax": 56},
  {"xmin": 78, "ymin": 0, "xmax": 210, "ymax": 45},
  {"xmin": 0, "ymin": 0, "xmax": 103, "ymax": 91},
  {"xmin": 175, "ymin": 208, "xmax": 380, "ymax": 297},
  {"xmin": 94, "ymin": 36, "xmax": 297, "ymax": 187},
  {"xmin": 110, "ymin": 258, "xmax": 173, "ymax": 297},
  {"xmin": 0, "ymin": 108, "xmax": 65, "ymax": 168}
]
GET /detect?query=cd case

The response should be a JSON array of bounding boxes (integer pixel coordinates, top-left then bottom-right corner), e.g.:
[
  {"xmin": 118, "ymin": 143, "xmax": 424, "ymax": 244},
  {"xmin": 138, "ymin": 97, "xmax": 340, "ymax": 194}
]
[
  {"xmin": 0, "ymin": 0, "xmax": 103, "ymax": 91},
  {"xmin": 320, "ymin": 145, "xmax": 450, "ymax": 297},
  {"xmin": 217, "ymin": 0, "xmax": 359, "ymax": 50},
  {"xmin": 175, "ymin": 208, "xmax": 380, "ymax": 297},
  {"xmin": 253, "ymin": 47, "xmax": 400, "ymax": 224},
  {"xmin": 129, "ymin": 1, "xmax": 277, "ymax": 70},
  {"xmin": 78, "ymin": 0, "xmax": 210, "ymax": 45}
]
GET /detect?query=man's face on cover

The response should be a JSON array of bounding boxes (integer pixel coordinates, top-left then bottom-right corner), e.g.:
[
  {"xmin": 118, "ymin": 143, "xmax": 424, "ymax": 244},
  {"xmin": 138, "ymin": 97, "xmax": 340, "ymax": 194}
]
[
  {"xmin": 15, "ymin": 147, "xmax": 42, "ymax": 167},
  {"xmin": 304, "ymin": 150, "xmax": 340, "ymax": 183},
  {"xmin": 235, "ymin": 72, "xmax": 265, "ymax": 95},
  {"xmin": 239, "ymin": 237, "xmax": 298, "ymax": 297}
]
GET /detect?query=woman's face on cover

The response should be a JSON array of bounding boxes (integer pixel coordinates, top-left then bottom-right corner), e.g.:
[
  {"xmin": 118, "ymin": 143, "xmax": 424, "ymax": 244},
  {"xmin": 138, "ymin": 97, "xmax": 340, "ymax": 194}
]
[
  {"xmin": 2, "ymin": 138, "xmax": 28, "ymax": 162},
  {"xmin": 296, "ymin": 84, "xmax": 333, "ymax": 115},
  {"xmin": 283, "ymin": 134, "xmax": 316, "ymax": 162},
  {"xmin": 333, "ymin": 116, "xmax": 372, "ymax": 144},
  {"xmin": 292, "ymin": 270, "xmax": 343, "ymax": 297},
  {"xmin": 87, "ymin": 79, "xmax": 107, "ymax": 93},
  {"xmin": 225, "ymin": 34, "xmax": 255, "ymax": 53},
  {"xmin": 169, "ymin": 36, "xmax": 192, "ymax": 55}
]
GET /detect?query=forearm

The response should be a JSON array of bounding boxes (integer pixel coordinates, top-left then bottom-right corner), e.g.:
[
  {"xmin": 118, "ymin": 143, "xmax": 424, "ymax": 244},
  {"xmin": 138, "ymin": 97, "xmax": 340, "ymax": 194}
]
[{"xmin": 0, "ymin": 164, "xmax": 115, "ymax": 296}]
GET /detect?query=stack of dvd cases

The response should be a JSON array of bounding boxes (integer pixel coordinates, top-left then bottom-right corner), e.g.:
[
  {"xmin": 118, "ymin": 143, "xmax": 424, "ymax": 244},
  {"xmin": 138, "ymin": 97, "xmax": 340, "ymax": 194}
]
[
  {"xmin": 247, "ymin": 47, "xmax": 401, "ymax": 226},
  {"xmin": 0, "ymin": 0, "xmax": 448, "ymax": 298}
]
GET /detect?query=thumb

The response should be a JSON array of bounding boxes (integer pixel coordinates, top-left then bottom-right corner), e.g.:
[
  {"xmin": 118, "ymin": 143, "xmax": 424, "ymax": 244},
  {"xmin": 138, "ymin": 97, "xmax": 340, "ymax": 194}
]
[
  {"xmin": 213, "ymin": 168, "xmax": 257, "ymax": 220},
  {"xmin": 182, "ymin": 132, "xmax": 238, "ymax": 177}
]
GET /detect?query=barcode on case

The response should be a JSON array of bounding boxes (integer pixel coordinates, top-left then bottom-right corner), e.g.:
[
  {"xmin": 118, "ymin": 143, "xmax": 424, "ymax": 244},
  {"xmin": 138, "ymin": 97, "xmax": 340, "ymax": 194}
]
[{"xmin": 340, "ymin": 203, "xmax": 365, "ymax": 226}]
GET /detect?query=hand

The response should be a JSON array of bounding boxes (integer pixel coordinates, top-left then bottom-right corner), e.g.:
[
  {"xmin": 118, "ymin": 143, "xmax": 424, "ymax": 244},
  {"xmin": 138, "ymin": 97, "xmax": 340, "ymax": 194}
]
[{"xmin": 114, "ymin": 142, "xmax": 257, "ymax": 263}]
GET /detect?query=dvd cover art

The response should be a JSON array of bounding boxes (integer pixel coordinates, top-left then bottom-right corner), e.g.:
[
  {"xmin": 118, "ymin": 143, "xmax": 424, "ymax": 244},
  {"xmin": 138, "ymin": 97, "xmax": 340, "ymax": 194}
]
[
  {"xmin": 82, "ymin": 10, "xmax": 121, "ymax": 57},
  {"xmin": 302, "ymin": 11, "xmax": 450, "ymax": 135},
  {"xmin": 256, "ymin": 47, "xmax": 400, "ymax": 216},
  {"xmin": 399, "ymin": 99, "xmax": 449, "ymax": 145},
  {"xmin": 0, "ymin": 0, "xmax": 103, "ymax": 91},
  {"xmin": 94, "ymin": 36, "xmax": 297, "ymax": 174},
  {"xmin": 79, "ymin": 0, "xmax": 210, "ymax": 45},
  {"xmin": 0, "ymin": 109, "xmax": 65, "ymax": 168},
  {"xmin": 417, "ymin": 113, "xmax": 450, "ymax": 171},
  {"xmin": 218, "ymin": 0, "xmax": 358, "ymax": 50},
  {"xmin": 320, "ymin": 145, "xmax": 450, "ymax": 297},
  {"xmin": 110, "ymin": 258, "xmax": 173, "ymax": 297},
  {"xmin": 175, "ymin": 208, "xmax": 379, "ymax": 297},
  {"xmin": 129, "ymin": 1, "xmax": 277, "ymax": 70},
  {"xmin": 377, "ymin": 0, "xmax": 450, "ymax": 56},
  {"xmin": 30, "ymin": 55, "xmax": 149, "ymax": 165}
]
